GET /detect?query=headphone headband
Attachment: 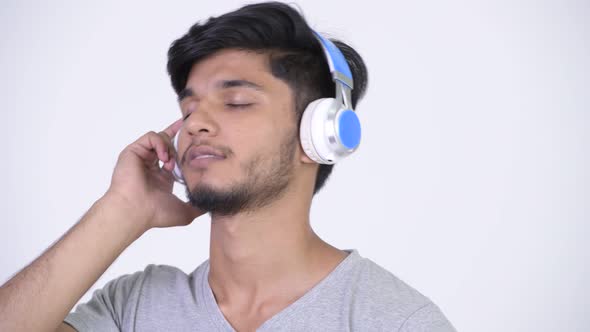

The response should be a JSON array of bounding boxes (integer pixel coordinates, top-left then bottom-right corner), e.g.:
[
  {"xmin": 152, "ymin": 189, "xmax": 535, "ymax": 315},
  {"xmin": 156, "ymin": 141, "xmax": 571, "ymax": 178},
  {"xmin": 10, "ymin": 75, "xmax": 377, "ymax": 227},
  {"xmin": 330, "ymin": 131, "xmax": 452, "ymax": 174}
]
[{"xmin": 312, "ymin": 30, "xmax": 354, "ymax": 111}]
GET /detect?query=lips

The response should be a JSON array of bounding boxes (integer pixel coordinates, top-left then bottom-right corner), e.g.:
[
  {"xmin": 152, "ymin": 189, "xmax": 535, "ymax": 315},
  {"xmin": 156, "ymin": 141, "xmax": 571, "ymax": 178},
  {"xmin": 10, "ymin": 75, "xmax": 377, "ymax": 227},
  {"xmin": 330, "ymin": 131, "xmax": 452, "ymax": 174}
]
[{"xmin": 186, "ymin": 145, "xmax": 226, "ymax": 163}]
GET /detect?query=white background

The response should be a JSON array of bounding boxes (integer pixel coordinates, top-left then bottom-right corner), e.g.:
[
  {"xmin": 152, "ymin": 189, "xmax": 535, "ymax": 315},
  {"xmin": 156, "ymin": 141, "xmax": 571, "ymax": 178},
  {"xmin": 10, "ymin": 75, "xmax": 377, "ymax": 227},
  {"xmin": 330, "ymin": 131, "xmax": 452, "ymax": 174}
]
[{"xmin": 1, "ymin": 1, "xmax": 588, "ymax": 331}]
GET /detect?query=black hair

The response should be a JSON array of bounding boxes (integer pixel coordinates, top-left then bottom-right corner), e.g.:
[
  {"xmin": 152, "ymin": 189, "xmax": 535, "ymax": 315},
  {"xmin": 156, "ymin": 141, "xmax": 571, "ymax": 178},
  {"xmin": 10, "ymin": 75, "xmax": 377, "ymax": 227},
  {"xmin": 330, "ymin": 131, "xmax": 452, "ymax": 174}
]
[{"xmin": 167, "ymin": 1, "xmax": 368, "ymax": 195}]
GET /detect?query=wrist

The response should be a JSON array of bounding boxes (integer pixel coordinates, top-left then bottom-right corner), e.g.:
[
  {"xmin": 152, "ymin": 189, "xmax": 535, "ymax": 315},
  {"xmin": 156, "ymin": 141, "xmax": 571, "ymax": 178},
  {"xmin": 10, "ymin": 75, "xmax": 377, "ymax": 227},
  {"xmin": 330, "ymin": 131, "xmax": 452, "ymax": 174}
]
[{"xmin": 95, "ymin": 191, "xmax": 151, "ymax": 240}]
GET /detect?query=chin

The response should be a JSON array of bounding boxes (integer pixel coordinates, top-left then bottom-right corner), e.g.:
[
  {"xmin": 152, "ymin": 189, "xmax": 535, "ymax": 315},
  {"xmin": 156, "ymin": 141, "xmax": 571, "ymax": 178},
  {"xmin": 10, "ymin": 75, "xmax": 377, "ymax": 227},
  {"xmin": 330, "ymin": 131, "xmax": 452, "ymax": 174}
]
[
  {"xmin": 184, "ymin": 179, "xmax": 251, "ymax": 216},
  {"xmin": 186, "ymin": 174, "xmax": 235, "ymax": 196}
]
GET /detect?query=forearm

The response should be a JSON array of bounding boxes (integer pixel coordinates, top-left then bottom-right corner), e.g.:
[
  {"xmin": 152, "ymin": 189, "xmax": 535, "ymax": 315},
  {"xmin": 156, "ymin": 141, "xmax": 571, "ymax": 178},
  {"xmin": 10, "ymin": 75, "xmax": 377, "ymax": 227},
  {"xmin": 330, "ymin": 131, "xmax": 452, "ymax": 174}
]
[{"xmin": 0, "ymin": 194, "xmax": 147, "ymax": 332}]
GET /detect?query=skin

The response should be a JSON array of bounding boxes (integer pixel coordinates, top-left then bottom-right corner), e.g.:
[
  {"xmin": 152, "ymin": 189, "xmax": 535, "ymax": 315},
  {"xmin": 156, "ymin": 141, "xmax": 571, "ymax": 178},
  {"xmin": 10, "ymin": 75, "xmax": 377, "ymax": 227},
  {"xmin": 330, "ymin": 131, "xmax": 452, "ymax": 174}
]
[
  {"xmin": 176, "ymin": 49, "xmax": 349, "ymax": 331},
  {"xmin": 0, "ymin": 48, "xmax": 347, "ymax": 332}
]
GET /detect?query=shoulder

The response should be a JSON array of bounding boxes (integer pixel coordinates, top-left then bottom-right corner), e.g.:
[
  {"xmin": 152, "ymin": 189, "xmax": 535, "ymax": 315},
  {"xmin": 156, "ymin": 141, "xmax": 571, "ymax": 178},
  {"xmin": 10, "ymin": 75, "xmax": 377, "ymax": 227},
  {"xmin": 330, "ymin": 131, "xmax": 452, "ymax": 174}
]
[
  {"xmin": 89, "ymin": 264, "xmax": 188, "ymax": 300},
  {"xmin": 125, "ymin": 263, "xmax": 200, "ymax": 294},
  {"xmin": 64, "ymin": 264, "xmax": 200, "ymax": 331},
  {"xmin": 344, "ymin": 251, "xmax": 455, "ymax": 331},
  {"xmin": 108, "ymin": 263, "xmax": 188, "ymax": 285},
  {"xmin": 140, "ymin": 263, "xmax": 190, "ymax": 281},
  {"xmin": 346, "ymin": 256, "xmax": 431, "ymax": 316}
]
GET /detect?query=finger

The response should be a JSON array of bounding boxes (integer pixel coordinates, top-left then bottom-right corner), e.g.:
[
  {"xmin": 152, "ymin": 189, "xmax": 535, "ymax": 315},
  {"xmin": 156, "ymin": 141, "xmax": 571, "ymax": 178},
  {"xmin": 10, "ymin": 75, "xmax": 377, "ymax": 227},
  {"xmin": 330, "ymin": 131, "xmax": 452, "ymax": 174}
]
[
  {"xmin": 155, "ymin": 132, "xmax": 173, "ymax": 163},
  {"xmin": 162, "ymin": 156, "xmax": 175, "ymax": 172},
  {"xmin": 157, "ymin": 131, "xmax": 175, "ymax": 156},
  {"xmin": 141, "ymin": 131, "xmax": 170, "ymax": 164},
  {"xmin": 162, "ymin": 118, "xmax": 183, "ymax": 140},
  {"xmin": 159, "ymin": 165, "xmax": 175, "ymax": 179},
  {"xmin": 128, "ymin": 121, "xmax": 182, "ymax": 168},
  {"xmin": 156, "ymin": 131, "xmax": 179, "ymax": 172}
]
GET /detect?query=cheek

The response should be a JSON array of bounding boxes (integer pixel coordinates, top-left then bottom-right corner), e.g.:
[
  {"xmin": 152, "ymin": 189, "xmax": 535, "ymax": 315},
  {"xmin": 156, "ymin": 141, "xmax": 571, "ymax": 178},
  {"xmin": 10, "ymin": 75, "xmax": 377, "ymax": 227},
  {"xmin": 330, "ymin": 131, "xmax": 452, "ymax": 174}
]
[
  {"xmin": 225, "ymin": 115, "xmax": 282, "ymax": 151},
  {"xmin": 219, "ymin": 101, "xmax": 295, "ymax": 162}
]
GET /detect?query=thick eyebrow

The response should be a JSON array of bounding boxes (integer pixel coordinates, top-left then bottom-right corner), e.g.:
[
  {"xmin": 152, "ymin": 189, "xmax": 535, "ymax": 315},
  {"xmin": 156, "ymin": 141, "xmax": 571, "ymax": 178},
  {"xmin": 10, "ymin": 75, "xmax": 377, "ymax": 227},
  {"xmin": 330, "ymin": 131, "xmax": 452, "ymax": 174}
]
[
  {"xmin": 177, "ymin": 79, "xmax": 263, "ymax": 103},
  {"xmin": 219, "ymin": 79, "xmax": 263, "ymax": 90},
  {"xmin": 177, "ymin": 88, "xmax": 194, "ymax": 103}
]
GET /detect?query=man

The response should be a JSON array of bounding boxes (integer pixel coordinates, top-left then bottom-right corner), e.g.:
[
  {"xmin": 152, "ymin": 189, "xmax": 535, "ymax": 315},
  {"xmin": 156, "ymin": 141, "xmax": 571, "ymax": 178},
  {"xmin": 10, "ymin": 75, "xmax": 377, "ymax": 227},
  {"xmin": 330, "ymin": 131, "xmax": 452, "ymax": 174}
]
[{"xmin": 0, "ymin": 2, "xmax": 455, "ymax": 331}]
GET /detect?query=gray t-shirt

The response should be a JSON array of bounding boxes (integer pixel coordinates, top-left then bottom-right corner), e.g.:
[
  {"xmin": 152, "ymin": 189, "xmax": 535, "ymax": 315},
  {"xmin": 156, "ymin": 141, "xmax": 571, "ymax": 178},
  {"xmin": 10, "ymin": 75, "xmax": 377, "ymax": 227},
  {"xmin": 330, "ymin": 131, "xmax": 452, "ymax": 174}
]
[{"xmin": 64, "ymin": 249, "xmax": 456, "ymax": 331}]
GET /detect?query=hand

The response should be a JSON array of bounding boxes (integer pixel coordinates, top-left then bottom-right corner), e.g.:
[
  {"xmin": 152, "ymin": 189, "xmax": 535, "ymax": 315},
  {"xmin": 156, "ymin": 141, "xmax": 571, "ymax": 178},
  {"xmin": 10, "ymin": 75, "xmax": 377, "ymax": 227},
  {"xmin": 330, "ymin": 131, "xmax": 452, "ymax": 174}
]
[{"xmin": 105, "ymin": 118, "xmax": 204, "ymax": 232}]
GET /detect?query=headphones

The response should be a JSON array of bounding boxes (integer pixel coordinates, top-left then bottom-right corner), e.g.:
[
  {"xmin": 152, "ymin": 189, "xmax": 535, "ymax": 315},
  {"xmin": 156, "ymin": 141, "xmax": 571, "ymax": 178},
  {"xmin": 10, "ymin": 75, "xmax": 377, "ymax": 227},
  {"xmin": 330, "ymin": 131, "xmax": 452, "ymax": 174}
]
[{"xmin": 171, "ymin": 30, "xmax": 361, "ymax": 185}]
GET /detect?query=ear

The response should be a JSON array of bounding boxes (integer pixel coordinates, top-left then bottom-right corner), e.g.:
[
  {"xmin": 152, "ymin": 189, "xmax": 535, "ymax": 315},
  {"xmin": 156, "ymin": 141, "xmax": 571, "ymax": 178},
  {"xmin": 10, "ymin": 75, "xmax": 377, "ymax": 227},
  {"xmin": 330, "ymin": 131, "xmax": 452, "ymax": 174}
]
[{"xmin": 298, "ymin": 142, "xmax": 317, "ymax": 164}]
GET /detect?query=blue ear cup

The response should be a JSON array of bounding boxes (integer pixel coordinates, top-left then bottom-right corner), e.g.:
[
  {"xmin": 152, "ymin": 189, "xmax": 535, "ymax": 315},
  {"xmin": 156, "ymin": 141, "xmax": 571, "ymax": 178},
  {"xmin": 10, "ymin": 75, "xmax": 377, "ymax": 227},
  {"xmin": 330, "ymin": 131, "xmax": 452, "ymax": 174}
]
[
  {"xmin": 299, "ymin": 31, "xmax": 361, "ymax": 165},
  {"xmin": 172, "ymin": 128, "xmax": 186, "ymax": 184}
]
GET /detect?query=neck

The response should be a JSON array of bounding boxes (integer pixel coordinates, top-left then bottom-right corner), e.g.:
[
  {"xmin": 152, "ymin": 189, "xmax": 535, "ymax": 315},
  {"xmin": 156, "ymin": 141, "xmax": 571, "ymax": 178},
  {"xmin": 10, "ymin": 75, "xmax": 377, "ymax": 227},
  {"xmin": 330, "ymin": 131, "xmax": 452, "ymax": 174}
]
[{"xmin": 207, "ymin": 181, "xmax": 346, "ymax": 308}]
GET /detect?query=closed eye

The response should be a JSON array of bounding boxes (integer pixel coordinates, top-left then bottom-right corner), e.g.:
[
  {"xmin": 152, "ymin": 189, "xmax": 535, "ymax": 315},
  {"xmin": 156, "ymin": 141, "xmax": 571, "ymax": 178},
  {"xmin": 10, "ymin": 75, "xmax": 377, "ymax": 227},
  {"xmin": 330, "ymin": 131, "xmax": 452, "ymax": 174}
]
[
  {"xmin": 183, "ymin": 103, "xmax": 253, "ymax": 120},
  {"xmin": 226, "ymin": 103, "xmax": 253, "ymax": 109}
]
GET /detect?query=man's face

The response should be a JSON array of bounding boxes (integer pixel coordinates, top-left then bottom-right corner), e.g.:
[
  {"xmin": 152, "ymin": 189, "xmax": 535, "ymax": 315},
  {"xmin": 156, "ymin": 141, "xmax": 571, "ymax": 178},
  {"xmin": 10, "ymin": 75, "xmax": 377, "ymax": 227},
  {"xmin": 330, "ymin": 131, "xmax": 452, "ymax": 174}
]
[{"xmin": 176, "ymin": 49, "xmax": 300, "ymax": 216}]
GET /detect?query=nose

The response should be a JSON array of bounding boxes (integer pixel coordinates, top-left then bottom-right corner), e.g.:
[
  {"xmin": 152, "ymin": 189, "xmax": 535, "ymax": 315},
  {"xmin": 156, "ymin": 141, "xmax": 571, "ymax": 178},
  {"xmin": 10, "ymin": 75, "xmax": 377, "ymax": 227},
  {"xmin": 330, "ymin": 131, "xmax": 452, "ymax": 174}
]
[
  {"xmin": 183, "ymin": 101, "xmax": 220, "ymax": 138},
  {"xmin": 176, "ymin": 101, "xmax": 220, "ymax": 166}
]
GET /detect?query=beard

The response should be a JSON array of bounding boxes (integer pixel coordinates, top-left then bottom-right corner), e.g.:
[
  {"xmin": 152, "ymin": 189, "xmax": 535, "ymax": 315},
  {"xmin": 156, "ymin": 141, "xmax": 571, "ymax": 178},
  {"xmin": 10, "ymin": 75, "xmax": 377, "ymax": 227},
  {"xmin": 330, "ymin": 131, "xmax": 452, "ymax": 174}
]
[{"xmin": 185, "ymin": 129, "xmax": 298, "ymax": 217}]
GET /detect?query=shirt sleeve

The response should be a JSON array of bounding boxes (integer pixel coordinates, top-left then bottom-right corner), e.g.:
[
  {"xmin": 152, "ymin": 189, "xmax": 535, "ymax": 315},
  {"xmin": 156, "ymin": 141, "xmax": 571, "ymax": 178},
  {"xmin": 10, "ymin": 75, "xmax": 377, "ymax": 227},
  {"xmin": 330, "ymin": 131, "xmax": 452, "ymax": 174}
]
[
  {"xmin": 63, "ymin": 269, "xmax": 146, "ymax": 332},
  {"xmin": 398, "ymin": 302, "xmax": 457, "ymax": 332}
]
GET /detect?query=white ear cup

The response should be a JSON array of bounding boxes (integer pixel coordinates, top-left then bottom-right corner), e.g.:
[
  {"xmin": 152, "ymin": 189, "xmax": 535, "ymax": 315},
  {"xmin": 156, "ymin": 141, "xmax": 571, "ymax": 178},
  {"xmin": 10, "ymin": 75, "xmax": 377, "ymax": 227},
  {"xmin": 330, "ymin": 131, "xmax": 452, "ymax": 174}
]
[
  {"xmin": 300, "ymin": 97, "xmax": 361, "ymax": 165},
  {"xmin": 172, "ymin": 129, "xmax": 185, "ymax": 184},
  {"xmin": 300, "ymin": 98, "xmax": 340, "ymax": 164},
  {"xmin": 300, "ymin": 99, "xmax": 326, "ymax": 164}
]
